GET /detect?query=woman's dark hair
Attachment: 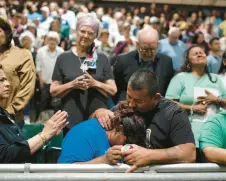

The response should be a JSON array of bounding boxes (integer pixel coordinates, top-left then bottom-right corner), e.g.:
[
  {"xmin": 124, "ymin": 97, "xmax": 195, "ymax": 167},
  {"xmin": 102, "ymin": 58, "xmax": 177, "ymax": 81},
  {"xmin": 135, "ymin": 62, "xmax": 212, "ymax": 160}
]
[
  {"xmin": 180, "ymin": 44, "xmax": 217, "ymax": 83},
  {"xmin": 112, "ymin": 101, "xmax": 146, "ymax": 147},
  {"xmin": 192, "ymin": 31, "xmax": 204, "ymax": 44},
  {"xmin": 218, "ymin": 51, "xmax": 226, "ymax": 74},
  {"xmin": 49, "ymin": 18, "xmax": 61, "ymax": 32},
  {"xmin": 0, "ymin": 16, "xmax": 12, "ymax": 52}
]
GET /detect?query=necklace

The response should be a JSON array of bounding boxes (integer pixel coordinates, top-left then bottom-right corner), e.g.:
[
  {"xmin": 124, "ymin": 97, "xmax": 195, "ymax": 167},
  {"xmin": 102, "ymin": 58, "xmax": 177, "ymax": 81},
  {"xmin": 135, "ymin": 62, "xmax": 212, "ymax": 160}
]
[
  {"xmin": 79, "ymin": 57, "xmax": 88, "ymax": 72},
  {"xmin": 72, "ymin": 47, "xmax": 89, "ymax": 72}
]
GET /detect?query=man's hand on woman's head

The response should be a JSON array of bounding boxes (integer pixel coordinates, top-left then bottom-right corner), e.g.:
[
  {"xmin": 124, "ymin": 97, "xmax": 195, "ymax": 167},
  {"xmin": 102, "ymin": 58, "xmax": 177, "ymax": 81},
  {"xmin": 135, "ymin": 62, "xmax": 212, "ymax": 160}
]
[{"xmin": 94, "ymin": 108, "xmax": 115, "ymax": 130}]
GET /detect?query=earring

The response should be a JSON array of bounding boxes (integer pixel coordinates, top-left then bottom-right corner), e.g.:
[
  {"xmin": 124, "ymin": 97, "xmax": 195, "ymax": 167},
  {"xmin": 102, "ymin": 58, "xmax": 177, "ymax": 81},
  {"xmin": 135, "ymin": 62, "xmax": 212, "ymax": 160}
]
[{"xmin": 187, "ymin": 64, "xmax": 191, "ymax": 69}]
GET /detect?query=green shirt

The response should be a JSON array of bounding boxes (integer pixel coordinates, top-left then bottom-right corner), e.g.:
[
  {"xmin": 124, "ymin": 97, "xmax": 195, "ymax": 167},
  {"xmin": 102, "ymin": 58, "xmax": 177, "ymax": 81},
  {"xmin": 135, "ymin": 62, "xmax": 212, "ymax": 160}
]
[
  {"xmin": 199, "ymin": 112, "xmax": 226, "ymax": 151},
  {"xmin": 166, "ymin": 72, "xmax": 226, "ymax": 147}
]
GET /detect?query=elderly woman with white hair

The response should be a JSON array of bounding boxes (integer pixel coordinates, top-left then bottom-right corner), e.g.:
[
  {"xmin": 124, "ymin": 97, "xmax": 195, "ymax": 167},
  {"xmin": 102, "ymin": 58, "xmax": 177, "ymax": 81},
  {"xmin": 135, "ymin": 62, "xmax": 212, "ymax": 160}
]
[
  {"xmin": 36, "ymin": 31, "xmax": 64, "ymax": 113},
  {"xmin": 19, "ymin": 30, "xmax": 36, "ymax": 56},
  {"xmin": 51, "ymin": 13, "xmax": 117, "ymax": 135}
]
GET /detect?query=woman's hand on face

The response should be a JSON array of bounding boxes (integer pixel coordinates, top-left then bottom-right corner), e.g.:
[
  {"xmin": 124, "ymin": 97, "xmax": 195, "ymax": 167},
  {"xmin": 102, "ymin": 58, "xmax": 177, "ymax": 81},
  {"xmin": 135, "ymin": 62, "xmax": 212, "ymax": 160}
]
[
  {"xmin": 197, "ymin": 89, "xmax": 218, "ymax": 105},
  {"xmin": 193, "ymin": 103, "xmax": 208, "ymax": 114},
  {"xmin": 71, "ymin": 75, "xmax": 87, "ymax": 90},
  {"xmin": 41, "ymin": 110, "xmax": 69, "ymax": 140},
  {"xmin": 83, "ymin": 72, "xmax": 97, "ymax": 88}
]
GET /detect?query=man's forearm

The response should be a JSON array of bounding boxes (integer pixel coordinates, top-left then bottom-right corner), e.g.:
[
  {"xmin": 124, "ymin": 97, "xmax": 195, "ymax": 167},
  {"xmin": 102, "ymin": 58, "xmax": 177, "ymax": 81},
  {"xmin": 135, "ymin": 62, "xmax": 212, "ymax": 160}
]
[{"xmin": 147, "ymin": 143, "xmax": 196, "ymax": 164}]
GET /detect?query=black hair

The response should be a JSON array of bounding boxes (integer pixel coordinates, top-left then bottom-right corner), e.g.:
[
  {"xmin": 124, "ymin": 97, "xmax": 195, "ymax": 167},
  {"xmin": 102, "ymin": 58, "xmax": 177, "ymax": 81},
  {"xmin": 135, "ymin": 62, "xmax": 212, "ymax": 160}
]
[
  {"xmin": 218, "ymin": 51, "xmax": 226, "ymax": 74},
  {"xmin": 209, "ymin": 37, "xmax": 220, "ymax": 45},
  {"xmin": 49, "ymin": 18, "xmax": 61, "ymax": 32},
  {"xmin": 121, "ymin": 115, "xmax": 146, "ymax": 147},
  {"xmin": 192, "ymin": 31, "xmax": 204, "ymax": 44},
  {"xmin": 0, "ymin": 16, "xmax": 12, "ymax": 52},
  {"xmin": 112, "ymin": 101, "xmax": 146, "ymax": 147},
  {"xmin": 128, "ymin": 69, "xmax": 159, "ymax": 97},
  {"xmin": 181, "ymin": 45, "xmax": 217, "ymax": 83}
]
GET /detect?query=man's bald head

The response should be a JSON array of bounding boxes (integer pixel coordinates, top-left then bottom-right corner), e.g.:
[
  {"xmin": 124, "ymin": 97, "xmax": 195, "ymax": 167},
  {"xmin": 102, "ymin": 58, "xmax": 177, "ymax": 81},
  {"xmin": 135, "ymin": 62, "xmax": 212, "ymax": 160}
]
[
  {"xmin": 137, "ymin": 27, "xmax": 159, "ymax": 44},
  {"xmin": 136, "ymin": 27, "xmax": 159, "ymax": 61},
  {"xmin": 168, "ymin": 27, "xmax": 180, "ymax": 44}
]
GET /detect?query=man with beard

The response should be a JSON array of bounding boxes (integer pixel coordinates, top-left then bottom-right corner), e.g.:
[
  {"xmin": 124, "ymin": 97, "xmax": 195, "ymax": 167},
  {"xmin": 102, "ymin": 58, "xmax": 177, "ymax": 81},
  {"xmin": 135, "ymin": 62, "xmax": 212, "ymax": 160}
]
[{"xmin": 0, "ymin": 16, "xmax": 35, "ymax": 128}]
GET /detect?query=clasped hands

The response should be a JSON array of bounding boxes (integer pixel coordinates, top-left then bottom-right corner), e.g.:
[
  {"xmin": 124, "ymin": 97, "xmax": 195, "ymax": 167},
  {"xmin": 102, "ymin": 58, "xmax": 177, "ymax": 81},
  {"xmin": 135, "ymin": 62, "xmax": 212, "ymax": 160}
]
[
  {"xmin": 71, "ymin": 72, "xmax": 96, "ymax": 90},
  {"xmin": 104, "ymin": 145, "xmax": 150, "ymax": 173},
  {"xmin": 193, "ymin": 89, "xmax": 218, "ymax": 115}
]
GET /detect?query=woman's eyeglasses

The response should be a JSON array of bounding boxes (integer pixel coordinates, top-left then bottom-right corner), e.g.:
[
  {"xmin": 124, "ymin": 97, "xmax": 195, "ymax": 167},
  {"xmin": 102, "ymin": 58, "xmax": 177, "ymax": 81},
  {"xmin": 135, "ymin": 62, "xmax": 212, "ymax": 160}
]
[{"xmin": 79, "ymin": 29, "xmax": 95, "ymax": 37}]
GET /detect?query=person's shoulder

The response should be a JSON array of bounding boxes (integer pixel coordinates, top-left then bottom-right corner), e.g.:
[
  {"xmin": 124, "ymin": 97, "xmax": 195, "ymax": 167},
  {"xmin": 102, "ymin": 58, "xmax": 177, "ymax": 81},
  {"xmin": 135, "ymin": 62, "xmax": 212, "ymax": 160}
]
[
  {"xmin": 174, "ymin": 72, "xmax": 187, "ymax": 78},
  {"xmin": 158, "ymin": 97, "xmax": 185, "ymax": 119},
  {"xmin": 170, "ymin": 72, "xmax": 189, "ymax": 82},
  {"xmin": 217, "ymin": 112, "xmax": 226, "ymax": 127},
  {"xmin": 111, "ymin": 50, "xmax": 137, "ymax": 67},
  {"xmin": 178, "ymin": 39, "xmax": 186, "ymax": 45},
  {"xmin": 156, "ymin": 52, "xmax": 172, "ymax": 61},
  {"xmin": 11, "ymin": 46, "xmax": 33, "ymax": 61},
  {"xmin": 118, "ymin": 50, "xmax": 138, "ymax": 61},
  {"xmin": 70, "ymin": 118, "xmax": 99, "ymax": 132},
  {"xmin": 202, "ymin": 113, "xmax": 226, "ymax": 134},
  {"xmin": 159, "ymin": 97, "xmax": 181, "ymax": 111},
  {"xmin": 209, "ymin": 112, "xmax": 226, "ymax": 125},
  {"xmin": 159, "ymin": 38, "xmax": 168, "ymax": 44},
  {"xmin": 37, "ymin": 45, "xmax": 48, "ymax": 53},
  {"xmin": 96, "ymin": 51, "xmax": 108, "ymax": 59},
  {"xmin": 81, "ymin": 118, "xmax": 100, "ymax": 127},
  {"xmin": 56, "ymin": 46, "xmax": 64, "ymax": 53},
  {"xmin": 11, "ymin": 46, "xmax": 30, "ymax": 55},
  {"xmin": 68, "ymin": 10, "xmax": 75, "ymax": 15},
  {"xmin": 160, "ymin": 38, "xmax": 168, "ymax": 42},
  {"xmin": 57, "ymin": 50, "xmax": 73, "ymax": 59},
  {"xmin": 207, "ymin": 54, "xmax": 214, "ymax": 60}
]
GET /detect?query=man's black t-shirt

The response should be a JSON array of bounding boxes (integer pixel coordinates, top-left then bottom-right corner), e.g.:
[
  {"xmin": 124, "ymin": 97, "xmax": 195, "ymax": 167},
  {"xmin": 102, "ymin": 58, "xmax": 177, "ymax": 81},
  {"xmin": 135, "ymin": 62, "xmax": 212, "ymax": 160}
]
[
  {"xmin": 52, "ymin": 50, "xmax": 114, "ymax": 128},
  {"xmin": 112, "ymin": 98, "xmax": 195, "ymax": 149},
  {"xmin": 143, "ymin": 98, "xmax": 195, "ymax": 149}
]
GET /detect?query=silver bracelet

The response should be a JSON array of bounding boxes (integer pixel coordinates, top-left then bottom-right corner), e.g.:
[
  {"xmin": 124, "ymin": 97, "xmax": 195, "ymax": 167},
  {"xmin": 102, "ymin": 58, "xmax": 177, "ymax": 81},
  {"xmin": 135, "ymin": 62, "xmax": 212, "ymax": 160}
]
[{"xmin": 190, "ymin": 104, "xmax": 194, "ymax": 115}]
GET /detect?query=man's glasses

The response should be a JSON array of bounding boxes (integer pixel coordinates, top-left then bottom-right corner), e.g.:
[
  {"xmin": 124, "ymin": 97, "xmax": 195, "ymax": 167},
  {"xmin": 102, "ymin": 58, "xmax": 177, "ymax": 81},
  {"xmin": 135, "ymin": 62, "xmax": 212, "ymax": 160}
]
[{"xmin": 139, "ymin": 48, "xmax": 156, "ymax": 54}]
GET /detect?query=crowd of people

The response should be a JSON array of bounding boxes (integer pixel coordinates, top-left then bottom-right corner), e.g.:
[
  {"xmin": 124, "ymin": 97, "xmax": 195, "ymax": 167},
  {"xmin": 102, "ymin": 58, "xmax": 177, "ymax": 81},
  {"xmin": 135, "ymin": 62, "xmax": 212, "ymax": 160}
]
[{"xmin": 0, "ymin": 0, "xmax": 226, "ymax": 173}]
